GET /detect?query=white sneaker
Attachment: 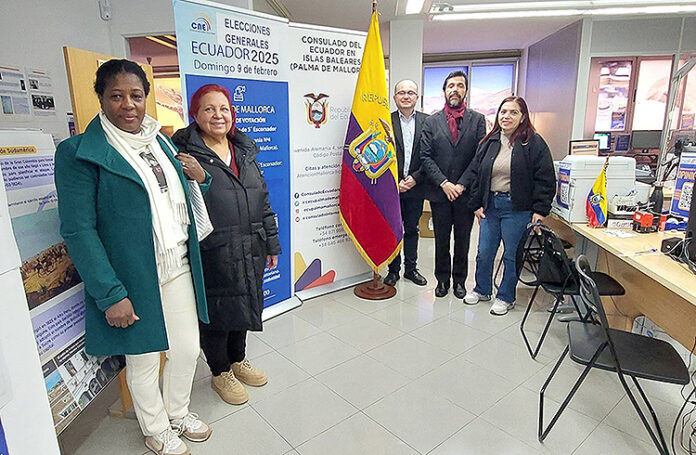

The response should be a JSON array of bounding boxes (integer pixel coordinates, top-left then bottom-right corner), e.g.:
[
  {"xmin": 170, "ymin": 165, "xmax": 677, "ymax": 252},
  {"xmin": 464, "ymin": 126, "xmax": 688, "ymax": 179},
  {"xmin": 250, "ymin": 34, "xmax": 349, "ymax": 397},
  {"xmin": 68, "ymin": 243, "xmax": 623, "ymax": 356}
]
[
  {"xmin": 490, "ymin": 298, "xmax": 515, "ymax": 316},
  {"xmin": 171, "ymin": 412, "xmax": 212, "ymax": 442},
  {"xmin": 144, "ymin": 427, "xmax": 190, "ymax": 455},
  {"xmin": 463, "ymin": 291, "xmax": 491, "ymax": 305}
]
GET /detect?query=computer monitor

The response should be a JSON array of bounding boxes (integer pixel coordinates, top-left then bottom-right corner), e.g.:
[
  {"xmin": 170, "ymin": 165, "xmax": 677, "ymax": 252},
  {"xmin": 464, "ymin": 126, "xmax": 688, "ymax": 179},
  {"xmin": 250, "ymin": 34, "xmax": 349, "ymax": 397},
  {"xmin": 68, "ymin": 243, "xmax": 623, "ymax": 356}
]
[
  {"xmin": 614, "ymin": 134, "xmax": 631, "ymax": 152},
  {"xmin": 631, "ymin": 130, "xmax": 662, "ymax": 150},
  {"xmin": 593, "ymin": 132, "xmax": 611, "ymax": 151},
  {"xmin": 568, "ymin": 139, "xmax": 599, "ymax": 156}
]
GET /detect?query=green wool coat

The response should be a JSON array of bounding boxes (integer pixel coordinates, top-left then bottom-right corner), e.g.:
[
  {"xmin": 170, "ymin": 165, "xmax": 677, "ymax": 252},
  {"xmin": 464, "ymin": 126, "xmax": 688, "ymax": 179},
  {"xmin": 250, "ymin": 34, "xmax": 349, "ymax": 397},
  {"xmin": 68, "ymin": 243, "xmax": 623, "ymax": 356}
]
[{"xmin": 54, "ymin": 116, "xmax": 210, "ymax": 356}]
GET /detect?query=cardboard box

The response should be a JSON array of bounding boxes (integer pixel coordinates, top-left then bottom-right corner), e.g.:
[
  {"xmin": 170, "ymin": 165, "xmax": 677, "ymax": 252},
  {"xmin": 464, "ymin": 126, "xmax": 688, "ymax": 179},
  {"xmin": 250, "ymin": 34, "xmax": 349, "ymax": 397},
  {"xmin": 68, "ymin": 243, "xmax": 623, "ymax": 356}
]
[
  {"xmin": 632, "ymin": 316, "xmax": 692, "ymax": 365},
  {"xmin": 419, "ymin": 200, "xmax": 434, "ymax": 238}
]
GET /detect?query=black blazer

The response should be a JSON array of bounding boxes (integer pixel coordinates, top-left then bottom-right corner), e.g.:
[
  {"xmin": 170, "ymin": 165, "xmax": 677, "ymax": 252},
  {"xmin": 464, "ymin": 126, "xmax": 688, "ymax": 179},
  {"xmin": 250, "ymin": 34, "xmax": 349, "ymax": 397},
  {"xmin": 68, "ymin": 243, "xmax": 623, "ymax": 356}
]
[
  {"xmin": 420, "ymin": 108, "xmax": 487, "ymax": 202},
  {"xmin": 465, "ymin": 132, "xmax": 556, "ymax": 216},
  {"xmin": 391, "ymin": 110, "xmax": 428, "ymax": 199}
]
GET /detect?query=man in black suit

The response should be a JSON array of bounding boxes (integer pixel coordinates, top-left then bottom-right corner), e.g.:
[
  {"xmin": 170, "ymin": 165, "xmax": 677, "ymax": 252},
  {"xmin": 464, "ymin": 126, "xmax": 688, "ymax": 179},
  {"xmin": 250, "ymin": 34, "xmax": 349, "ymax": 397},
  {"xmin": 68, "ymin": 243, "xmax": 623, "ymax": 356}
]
[
  {"xmin": 384, "ymin": 79, "xmax": 428, "ymax": 287},
  {"xmin": 420, "ymin": 70, "xmax": 486, "ymax": 298}
]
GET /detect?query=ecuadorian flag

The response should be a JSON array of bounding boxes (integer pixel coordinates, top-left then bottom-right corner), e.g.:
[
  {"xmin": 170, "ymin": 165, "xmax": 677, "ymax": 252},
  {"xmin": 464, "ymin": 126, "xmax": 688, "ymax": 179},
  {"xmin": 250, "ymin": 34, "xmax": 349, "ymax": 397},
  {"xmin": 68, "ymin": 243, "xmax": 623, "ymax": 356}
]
[
  {"xmin": 339, "ymin": 7, "xmax": 403, "ymax": 272},
  {"xmin": 586, "ymin": 158, "xmax": 609, "ymax": 227}
]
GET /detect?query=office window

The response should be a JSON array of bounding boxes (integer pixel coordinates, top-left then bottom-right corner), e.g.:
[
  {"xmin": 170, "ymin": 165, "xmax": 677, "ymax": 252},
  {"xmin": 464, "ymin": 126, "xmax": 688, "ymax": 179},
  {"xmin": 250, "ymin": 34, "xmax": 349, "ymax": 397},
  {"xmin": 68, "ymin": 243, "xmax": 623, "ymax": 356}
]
[
  {"xmin": 632, "ymin": 58, "xmax": 672, "ymax": 131},
  {"xmin": 469, "ymin": 64, "xmax": 515, "ymax": 132},
  {"xmin": 593, "ymin": 60, "xmax": 632, "ymax": 132},
  {"xmin": 422, "ymin": 66, "xmax": 468, "ymax": 114}
]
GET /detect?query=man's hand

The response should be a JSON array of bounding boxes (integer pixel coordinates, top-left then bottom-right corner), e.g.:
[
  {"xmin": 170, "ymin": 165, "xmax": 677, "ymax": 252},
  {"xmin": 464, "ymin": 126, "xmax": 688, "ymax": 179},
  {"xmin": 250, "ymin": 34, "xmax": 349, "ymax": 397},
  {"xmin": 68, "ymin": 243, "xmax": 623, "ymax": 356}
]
[
  {"xmin": 399, "ymin": 175, "xmax": 416, "ymax": 193},
  {"xmin": 266, "ymin": 255, "xmax": 278, "ymax": 270},
  {"xmin": 105, "ymin": 298, "xmax": 140, "ymax": 328},
  {"xmin": 441, "ymin": 181, "xmax": 461, "ymax": 201}
]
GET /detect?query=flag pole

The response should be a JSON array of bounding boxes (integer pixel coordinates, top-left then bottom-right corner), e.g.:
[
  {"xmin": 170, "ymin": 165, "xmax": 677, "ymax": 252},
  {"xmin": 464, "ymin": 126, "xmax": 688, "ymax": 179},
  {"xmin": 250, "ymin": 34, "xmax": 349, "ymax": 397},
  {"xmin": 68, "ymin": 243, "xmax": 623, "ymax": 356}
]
[
  {"xmin": 346, "ymin": 0, "xmax": 398, "ymax": 300},
  {"xmin": 354, "ymin": 270, "xmax": 396, "ymax": 299}
]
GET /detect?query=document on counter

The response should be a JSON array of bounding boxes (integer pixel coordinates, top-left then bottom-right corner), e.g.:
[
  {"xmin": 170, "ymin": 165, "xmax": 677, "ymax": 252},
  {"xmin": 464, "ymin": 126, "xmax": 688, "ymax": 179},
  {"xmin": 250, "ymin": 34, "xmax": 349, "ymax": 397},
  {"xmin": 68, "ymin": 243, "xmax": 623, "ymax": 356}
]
[{"xmin": 603, "ymin": 229, "xmax": 638, "ymax": 238}]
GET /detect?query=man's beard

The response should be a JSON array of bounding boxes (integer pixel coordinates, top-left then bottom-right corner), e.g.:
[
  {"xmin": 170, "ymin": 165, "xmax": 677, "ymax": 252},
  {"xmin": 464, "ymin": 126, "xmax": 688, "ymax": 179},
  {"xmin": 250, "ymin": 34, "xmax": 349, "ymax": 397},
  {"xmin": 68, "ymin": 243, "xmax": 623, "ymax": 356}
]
[{"xmin": 446, "ymin": 95, "xmax": 462, "ymax": 108}]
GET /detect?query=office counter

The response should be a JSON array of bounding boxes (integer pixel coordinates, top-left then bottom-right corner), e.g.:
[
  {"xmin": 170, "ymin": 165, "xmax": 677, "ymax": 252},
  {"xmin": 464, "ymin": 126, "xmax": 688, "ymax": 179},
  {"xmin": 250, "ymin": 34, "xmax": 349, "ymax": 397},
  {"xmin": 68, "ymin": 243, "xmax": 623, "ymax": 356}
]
[{"xmin": 546, "ymin": 215, "xmax": 696, "ymax": 351}]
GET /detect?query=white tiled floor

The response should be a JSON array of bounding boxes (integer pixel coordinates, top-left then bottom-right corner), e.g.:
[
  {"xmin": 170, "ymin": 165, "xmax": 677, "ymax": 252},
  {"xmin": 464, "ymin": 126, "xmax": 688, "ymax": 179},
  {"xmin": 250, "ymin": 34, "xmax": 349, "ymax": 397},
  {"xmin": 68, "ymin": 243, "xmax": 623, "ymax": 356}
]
[{"xmin": 72, "ymin": 236, "xmax": 693, "ymax": 455}]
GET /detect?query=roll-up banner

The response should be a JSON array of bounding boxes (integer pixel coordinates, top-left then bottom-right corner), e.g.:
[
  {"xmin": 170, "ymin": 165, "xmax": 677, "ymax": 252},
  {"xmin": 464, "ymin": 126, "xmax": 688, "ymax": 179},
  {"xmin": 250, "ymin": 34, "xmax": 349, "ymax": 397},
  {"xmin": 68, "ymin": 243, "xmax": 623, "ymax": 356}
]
[
  {"xmin": 287, "ymin": 24, "xmax": 370, "ymax": 299},
  {"xmin": 173, "ymin": 0, "xmax": 297, "ymax": 317}
]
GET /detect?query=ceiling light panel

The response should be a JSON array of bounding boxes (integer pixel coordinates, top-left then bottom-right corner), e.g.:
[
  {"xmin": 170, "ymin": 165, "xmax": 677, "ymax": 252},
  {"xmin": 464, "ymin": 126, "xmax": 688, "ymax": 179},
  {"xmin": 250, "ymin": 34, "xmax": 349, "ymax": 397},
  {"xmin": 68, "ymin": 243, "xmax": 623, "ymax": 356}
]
[
  {"xmin": 406, "ymin": 0, "xmax": 426, "ymax": 14},
  {"xmin": 430, "ymin": 0, "xmax": 696, "ymax": 19},
  {"xmin": 434, "ymin": 0, "xmax": 696, "ymax": 13}
]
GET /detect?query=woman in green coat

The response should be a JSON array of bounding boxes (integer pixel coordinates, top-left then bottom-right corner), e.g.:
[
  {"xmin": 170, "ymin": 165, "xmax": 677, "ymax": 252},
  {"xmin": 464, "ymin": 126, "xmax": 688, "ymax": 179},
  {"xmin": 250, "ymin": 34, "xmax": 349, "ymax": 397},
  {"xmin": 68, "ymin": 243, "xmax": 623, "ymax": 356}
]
[{"xmin": 55, "ymin": 59, "xmax": 210, "ymax": 455}]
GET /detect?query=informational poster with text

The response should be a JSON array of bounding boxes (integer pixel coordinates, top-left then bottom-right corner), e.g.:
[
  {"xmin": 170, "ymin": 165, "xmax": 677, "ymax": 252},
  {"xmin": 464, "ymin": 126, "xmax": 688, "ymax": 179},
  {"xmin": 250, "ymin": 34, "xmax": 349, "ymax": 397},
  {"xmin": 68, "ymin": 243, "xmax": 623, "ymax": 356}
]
[
  {"xmin": 0, "ymin": 130, "xmax": 124, "ymax": 434},
  {"xmin": 288, "ymin": 23, "xmax": 370, "ymax": 294}
]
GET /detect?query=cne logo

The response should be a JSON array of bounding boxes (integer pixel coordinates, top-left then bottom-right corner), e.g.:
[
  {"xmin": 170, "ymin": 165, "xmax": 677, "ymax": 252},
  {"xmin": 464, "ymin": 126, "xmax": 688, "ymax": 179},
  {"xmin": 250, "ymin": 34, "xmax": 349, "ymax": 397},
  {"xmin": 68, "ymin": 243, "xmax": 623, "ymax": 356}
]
[
  {"xmin": 304, "ymin": 93, "xmax": 329, "ymax": 128},
  {"xmin": 190, "ymin": 14, "xmax": 214, "ymax": 33}
]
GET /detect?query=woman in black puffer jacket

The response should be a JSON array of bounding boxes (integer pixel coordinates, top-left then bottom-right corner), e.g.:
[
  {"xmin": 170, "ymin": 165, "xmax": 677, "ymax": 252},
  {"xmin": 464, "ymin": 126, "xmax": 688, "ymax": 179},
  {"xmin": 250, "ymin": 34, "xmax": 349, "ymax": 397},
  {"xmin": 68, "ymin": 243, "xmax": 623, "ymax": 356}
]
[
  {"xmin": 461, "ymin": 96, "xmax": 555, "ymax": 316},
  {"xmin": 172, "ymin": 84, "xmax": 280, "ymax": 406}
]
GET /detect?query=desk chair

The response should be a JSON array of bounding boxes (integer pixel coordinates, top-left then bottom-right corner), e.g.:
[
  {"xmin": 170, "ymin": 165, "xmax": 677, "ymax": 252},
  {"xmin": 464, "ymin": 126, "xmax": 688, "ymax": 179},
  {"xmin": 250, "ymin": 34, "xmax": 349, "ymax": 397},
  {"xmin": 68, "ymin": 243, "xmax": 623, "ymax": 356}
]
[
  {"xmin": 539, "ymin": 255, "xmax": 689, "ymax": 454},
  {"xmin": 518, "ymin": 223, "xmax": 624, "ymax": 359}
]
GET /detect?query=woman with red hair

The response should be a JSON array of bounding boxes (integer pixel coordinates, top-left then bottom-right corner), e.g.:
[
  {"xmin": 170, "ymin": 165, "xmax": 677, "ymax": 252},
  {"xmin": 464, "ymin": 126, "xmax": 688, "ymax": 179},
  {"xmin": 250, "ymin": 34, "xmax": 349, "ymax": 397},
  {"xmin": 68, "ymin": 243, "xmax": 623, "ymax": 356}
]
[
  {"xmin": 173, "ymin": 84, "xmax": 280, "ymax": 405},
  {"xmin": 462, "ymin": 96, "xmax": 555, "ymax": 316}
]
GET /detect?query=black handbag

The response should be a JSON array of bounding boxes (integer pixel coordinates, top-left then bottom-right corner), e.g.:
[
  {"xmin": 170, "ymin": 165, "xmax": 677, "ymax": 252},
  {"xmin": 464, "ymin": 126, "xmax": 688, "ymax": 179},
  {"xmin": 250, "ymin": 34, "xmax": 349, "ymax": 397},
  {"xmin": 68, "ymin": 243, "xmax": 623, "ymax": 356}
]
[{"xmin": 537, "ymin": 233, "xmax": 576, "ymax": 287}]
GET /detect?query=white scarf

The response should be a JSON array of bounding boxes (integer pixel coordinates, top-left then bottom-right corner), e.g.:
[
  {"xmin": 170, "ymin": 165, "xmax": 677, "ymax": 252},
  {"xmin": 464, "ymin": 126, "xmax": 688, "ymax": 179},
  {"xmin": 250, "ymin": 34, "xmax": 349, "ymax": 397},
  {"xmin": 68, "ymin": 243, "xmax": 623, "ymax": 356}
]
[{"xmin": 99, "ymin": 112, "xmax": 190, "ymax": 279}]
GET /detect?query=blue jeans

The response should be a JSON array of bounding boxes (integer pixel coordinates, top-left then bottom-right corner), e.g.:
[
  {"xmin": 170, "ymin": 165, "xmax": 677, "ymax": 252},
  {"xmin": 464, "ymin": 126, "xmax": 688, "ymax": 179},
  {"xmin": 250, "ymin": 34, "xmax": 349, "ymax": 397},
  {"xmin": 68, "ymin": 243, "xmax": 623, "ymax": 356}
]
[{"xmin": 474, "ymin": 193, "xmax": 531, "ymax": 304}]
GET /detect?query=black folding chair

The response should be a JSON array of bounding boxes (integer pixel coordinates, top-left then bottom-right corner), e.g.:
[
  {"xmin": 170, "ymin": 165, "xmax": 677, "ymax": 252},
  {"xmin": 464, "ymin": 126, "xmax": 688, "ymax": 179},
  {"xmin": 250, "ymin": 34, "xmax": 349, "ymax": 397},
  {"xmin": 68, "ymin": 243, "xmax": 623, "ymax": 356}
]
[
  {"xmin": 517, "ymin": 223, "xmax": 624, "ymax": 359},
  {"xmin": 494, "ymin": 231, "xmax": 570, "ymax": 291},
  {"xmin": 539, "ymin": 255, "xmax": 689, "ymax": 454}
]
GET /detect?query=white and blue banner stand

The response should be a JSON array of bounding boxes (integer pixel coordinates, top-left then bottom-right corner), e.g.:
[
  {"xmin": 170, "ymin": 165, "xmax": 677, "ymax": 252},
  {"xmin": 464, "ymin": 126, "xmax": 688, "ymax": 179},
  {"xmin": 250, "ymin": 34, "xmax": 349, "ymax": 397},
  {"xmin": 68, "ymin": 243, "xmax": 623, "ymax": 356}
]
[{"xmin": 173, "ymin": 0, "xmax": 299, "ymax": 318}]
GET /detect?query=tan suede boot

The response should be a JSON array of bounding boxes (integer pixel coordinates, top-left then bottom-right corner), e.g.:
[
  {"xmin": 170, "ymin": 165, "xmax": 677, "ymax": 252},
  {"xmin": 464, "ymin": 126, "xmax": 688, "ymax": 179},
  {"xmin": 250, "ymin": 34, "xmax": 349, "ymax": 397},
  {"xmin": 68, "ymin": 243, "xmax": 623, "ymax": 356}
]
[
  {"xmin": 231, "ymin": 359, "xmax": 268, "ymax": 386},
  {"xmin": 211, "ymin": 371, "xmax": 248, "ymax": 405}
]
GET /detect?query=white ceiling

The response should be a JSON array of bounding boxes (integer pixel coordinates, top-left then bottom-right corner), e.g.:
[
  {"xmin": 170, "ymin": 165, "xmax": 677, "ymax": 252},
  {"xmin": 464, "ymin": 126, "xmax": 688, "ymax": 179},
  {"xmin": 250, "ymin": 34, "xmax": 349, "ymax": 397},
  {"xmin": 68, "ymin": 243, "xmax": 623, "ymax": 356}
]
[{"xmin": 253, "ymin": 0, "xmax": 578, "ymax": 55}]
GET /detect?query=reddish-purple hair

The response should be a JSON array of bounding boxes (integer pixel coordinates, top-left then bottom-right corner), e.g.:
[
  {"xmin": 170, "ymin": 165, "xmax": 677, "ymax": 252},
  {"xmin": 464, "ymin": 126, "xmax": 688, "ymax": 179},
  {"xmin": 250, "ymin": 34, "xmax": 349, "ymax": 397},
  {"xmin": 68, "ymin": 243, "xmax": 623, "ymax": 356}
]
[
  {"xmin": 481, "ymin": 96, "xmax": 536, "ymax": 145},
  {"xmin": 188, "ymin": 84, "xmax": 236, "ymax": 128}
]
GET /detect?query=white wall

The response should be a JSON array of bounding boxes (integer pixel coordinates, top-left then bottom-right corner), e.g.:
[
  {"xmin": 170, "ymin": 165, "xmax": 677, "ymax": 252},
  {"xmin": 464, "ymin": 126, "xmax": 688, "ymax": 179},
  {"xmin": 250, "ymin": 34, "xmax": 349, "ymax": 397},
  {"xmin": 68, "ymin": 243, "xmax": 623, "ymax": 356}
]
[
  {"xmin": 0, "ymin": 0, "xmax": 114, "ymax": 140},
  {"xmin": 589, "ymin": 16, "xmax": 691, "ymax": 56},
  {"xmin": 525, "ymin": 21, "xmax": 583, "ymax": 159},
  {"xmin": 0, "ymin": 0, "xmax": 251, "ymax": 140},
  {"xmin": 389, "ymin": 18, "xmax": 424, "ymax": 110}
]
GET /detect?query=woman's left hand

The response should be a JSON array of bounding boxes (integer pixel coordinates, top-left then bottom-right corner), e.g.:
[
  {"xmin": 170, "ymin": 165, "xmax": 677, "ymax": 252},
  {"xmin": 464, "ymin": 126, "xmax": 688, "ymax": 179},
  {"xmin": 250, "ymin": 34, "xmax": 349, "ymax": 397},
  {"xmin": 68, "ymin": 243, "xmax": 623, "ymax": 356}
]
[
  {"xmin": 532, "ymin": 213, "xmax": 545, "ymax": 225},
  {"xmin": 176, "ymin": 153, "xmax": 206, "ymax": 184},
  {"xmin": 266, "ymin": 255, "xmax": 278, "ymax": 270}
]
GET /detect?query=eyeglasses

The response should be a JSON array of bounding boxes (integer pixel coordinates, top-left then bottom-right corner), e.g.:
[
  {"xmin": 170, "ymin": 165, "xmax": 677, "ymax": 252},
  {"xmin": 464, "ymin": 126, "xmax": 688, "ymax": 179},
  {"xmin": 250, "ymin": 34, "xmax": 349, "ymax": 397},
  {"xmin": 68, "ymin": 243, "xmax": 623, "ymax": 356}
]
[{"xmin": 396, "ymin": 91, "xmax": 418, "ymax": 97}]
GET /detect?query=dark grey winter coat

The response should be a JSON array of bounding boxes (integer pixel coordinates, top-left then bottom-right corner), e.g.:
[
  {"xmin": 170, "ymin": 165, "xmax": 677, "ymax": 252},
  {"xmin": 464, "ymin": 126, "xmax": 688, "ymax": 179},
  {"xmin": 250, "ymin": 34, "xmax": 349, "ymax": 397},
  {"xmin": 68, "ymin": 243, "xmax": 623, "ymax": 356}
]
[{"xmin": 172, "ymin": 123, "xmax": 281, "ymax": 331}]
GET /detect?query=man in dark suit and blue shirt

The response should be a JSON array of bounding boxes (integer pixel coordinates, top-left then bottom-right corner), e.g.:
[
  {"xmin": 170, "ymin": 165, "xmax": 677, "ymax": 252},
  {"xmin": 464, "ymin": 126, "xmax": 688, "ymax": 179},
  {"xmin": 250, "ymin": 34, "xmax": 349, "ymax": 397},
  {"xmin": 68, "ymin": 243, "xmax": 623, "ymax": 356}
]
[
  {"xmin": 384, "ymin": 79, "xmax": 429, "ymax": 287},
  {"xmin": 420, "ymin": 70, "xmax": 486, "ymax": 298}
]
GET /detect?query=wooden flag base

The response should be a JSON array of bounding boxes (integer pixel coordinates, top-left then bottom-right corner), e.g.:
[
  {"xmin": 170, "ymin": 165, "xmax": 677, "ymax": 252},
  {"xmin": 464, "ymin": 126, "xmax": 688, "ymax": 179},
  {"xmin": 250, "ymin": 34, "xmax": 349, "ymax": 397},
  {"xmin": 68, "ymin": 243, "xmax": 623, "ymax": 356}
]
[{"xmin": 354, "ymin": 272, "xmax": 396, "ymax": 300}]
